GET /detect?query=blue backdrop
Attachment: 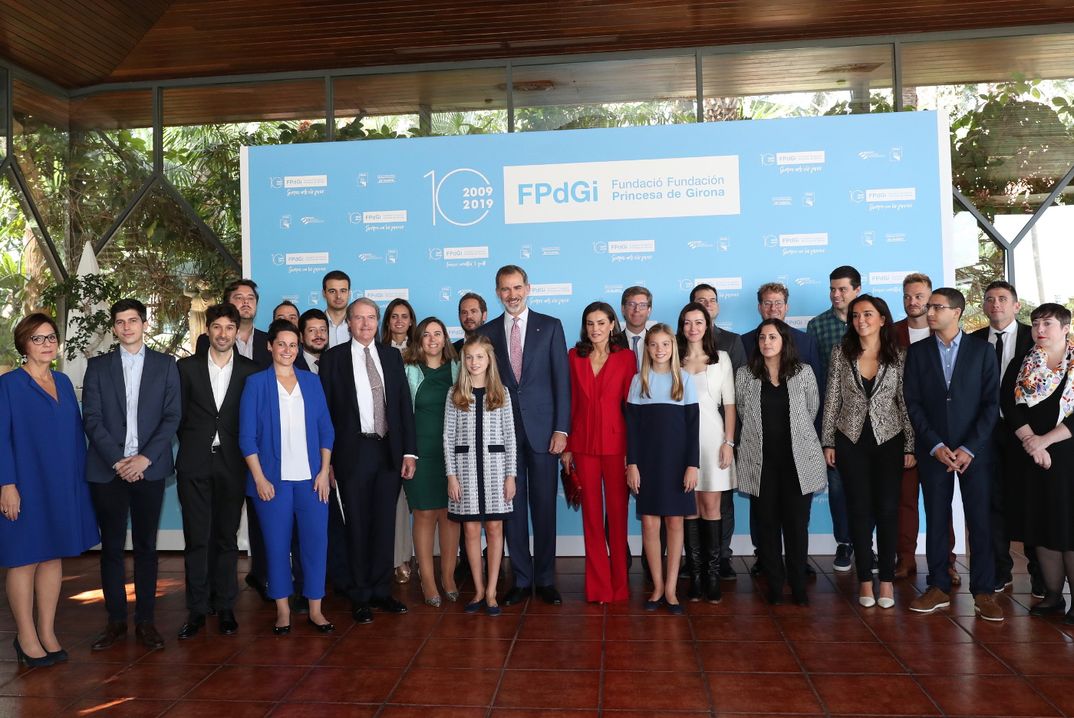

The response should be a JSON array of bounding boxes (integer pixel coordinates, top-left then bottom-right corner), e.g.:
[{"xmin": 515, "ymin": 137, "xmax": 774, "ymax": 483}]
[{"xmin": 226, "ymin": 113, "xmax": 953, "ymax": 552}]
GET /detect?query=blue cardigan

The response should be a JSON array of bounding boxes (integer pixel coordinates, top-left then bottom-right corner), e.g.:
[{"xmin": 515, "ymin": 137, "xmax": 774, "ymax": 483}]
[{"xmin": 238, "ymin": 367, "xmax": 335, "ymax": 497}]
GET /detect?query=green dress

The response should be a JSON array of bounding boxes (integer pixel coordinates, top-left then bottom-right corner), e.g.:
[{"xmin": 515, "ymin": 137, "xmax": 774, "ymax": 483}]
[{"xmin": 405, "ymin": 363, "xmax": 453, "ymax": 510}]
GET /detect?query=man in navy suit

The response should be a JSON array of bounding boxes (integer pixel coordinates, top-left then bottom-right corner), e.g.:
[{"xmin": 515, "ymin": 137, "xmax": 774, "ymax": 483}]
[
  {"xmin": 319, "ymin": 298, "xmax": 417, "ymax": 624},
  {"xmin": 83, "ymin": 299, "xmax": 181, "ymax": 650},
  {"xmin": 477, "ymin": 265, "xmax": 570, "ymax": 606},
  {"xmin": 904, "ymin": 287, "xmax": 1003, "ymax": 621}
]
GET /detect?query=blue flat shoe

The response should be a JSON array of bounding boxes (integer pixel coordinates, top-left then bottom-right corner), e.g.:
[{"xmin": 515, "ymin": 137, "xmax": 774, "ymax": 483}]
[
  {"xmin": 464, "ymin": 599, "xmax": 486, "ymax": 614},
  {"xmin": 485, "ymin": 603, "xmax": 502, "ymax": 617},
  {"xmin": 643, "ymin": 597, "xmax": 665, "ymax": 611},
  {"xmin": 666, "ymin": 601, "xmax": 685, "ymax": 615}
]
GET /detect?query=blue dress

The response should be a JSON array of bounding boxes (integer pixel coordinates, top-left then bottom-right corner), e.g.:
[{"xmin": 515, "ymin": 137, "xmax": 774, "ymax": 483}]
[
  {"xmin": 0, "ymin": 368, "xmax": 99, "ymax": 567},
  {"xmin": 626, "ymin": 370, "xmax": 701, "ymax": 517}
]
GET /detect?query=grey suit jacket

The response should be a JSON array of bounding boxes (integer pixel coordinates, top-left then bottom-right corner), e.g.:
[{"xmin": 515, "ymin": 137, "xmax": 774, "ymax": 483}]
[
  {"xmin": 734, "ymin": 365, "xmax": 826, "ymax": 497},
  {"xmin": 821, "ymin": 346, "xmax": 914, "ymax": 454}
]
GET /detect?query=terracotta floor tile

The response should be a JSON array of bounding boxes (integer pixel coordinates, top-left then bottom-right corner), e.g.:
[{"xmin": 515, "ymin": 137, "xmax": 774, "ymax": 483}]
[
  {"xmin": 0, "ymin": 696, "xmax": 71, "ymax": 717},
  {"xmin": 433, "ymin": 613, "xmax": 523, "ymax": 640},
  {"xmin": 160, "ymin": 699, "xmax": 274, "ymax": 717},
  {"xmin": 83, "ymin": 663, "xmax": 215, "ymax": 700},
  {"xmin": 320, "ymin": 635, "xmax": 423, "ymax": 667},
  {"xmin": 379, "ymin": 707, "xmax": 487, "ymax": 718},
  {"xmin": 952, "ymin": 615, "xmax": 1071, "ymax": 643},
  {"xmin": 58, "ymin": 697, "xmax": 172, "ymax": 717},
  {"xmin": 270, "ymin": 703, "xmax": 379, "ymax": 718},
  {"xmin": 184, "ymin": 664, "xmax": 307, "ymax": 702},
  {"xmin": 778, "ymin": 616, "xmax": 877, "ymax": 643},
  {"xmin": 888, "ymin": 641, "xmax": 1013, "ymax": 674},
  {"xmin": 359, "ymin": 613, "xmax": 442, "ymax": 639},
  {"xmin": 811, "ymin": 674, "xmax": 939, "ymax": 715},
  {"xmin": 696, "ymin": 640, "xmax": 800, "ymax": 673},
  {"xmin": 415, "ymin": 638, "xmax": 512, "ymax": 669},
  {"xmin": 0, "ymin": 661, "xmax": 123, "ymax": 698},
  {"xmin": 285, "ymin": 666, "xmax": 402, "ymax": 704},
  {"xmin": 708, "ymin": 672, "xmax": 822, "ymax": 713},
  {"xmin": 135, "ymin": 633, "xmax": 248, "ymax": 664},
  {"xmin": 519, "ymin": 615, "xmax": 603, "ymax": 641},
  {"xmin": 603, "ymin": 639, "xmax": 700, "ymax": 672},
  {"xmin": 990, "ymin": 641, "xmax": 1074, "ymax": 675},
  {"xmin": 1027, "ymin": 676, "xmax": 1074, "ymax": 715},
  {"xmin": 388, "ymin": 668, "xmax": 500, "ymax": 706},
  {"xmin": 601, "ymin": 670, "xmax": 709, "ymax": 712},
  {"xmin": 863, "ymin": 614, "xmax": 973, "ymax": 643},
  {"xmin": 495, "ymin": 669, "xmax": 600, "ymax": 709},
  {"xmin": 491, "ymin": 710, "xmax": 598, "ymax": 718},
  {"xmin": 507, "ymin": 639, "xmax": 602, "ymax": 670},
  {"xmin": 917, "ymin": 675, "xmax": 1061, "ymax": 716},
  {"xmin": 229, "ymin": 635, "xmax": 335, "ymax": 665},
  {"xmin": 690, "ymin": 615, "xmax": 783, "ymax": 641},
  {"xmin": 792, "ymin": 641, "xmax": 904, "ymax": 674}
]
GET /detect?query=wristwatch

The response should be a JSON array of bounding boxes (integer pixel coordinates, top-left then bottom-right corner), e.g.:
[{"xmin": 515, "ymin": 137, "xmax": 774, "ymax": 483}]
[{"xmin": 723, "ymin": 439, "xmax": 735, "ymax": 448}]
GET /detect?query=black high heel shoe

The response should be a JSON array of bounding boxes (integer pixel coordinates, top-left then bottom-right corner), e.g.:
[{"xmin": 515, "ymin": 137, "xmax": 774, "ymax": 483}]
[
  {"xmin": 45, "ymin": 648, "xmax": 68, "ymax": 663},
  {"xmin": 14, "ymin": 639, "xmax": 54, "ymax": 668}
]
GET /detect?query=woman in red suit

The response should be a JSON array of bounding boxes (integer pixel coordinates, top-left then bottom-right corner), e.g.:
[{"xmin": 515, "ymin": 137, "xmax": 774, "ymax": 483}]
[{"xmin": 560, "ymin": 301, "xmax": 636, "ymax": 603}]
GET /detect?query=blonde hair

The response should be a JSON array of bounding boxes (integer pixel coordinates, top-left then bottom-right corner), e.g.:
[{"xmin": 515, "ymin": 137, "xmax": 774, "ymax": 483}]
[
  {"xmin": 639, "ymin": 323, "xmax": 683, "ymax": 401},
  {"xmin": 451, "ymin": 335, "xmax": 507, "ymax": 411}
]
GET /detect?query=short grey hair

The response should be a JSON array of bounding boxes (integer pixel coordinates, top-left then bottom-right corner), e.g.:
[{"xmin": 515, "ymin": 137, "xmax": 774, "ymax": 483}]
[{"xmin": 347, "ymin": 297, "xmax": 381, "ymax": 321}]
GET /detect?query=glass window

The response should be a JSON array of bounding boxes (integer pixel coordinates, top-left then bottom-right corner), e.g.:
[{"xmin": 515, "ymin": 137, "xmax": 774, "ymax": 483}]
[
  {"xmin": 334, "ymin": 67, "xmax": 509, "ymax": 139},
  {"xmin": 163, "ymin": 80, "xmax": 327, "ymax": 257},
  {"xmin": 702, "ymin": 45, "xmax": 893, "ymax": 120},
  {"xmin": 96, "ymin": 183, "xmax": 235, "ymax": 356},
  {"xmin": 11, "ymin": 79, "xmax": 70, "ymax": 271},
  {"xmin": 1010, "ymin": 199, "xmax": 1074, "ymax": 315},
  {"xmin": 0, "ymin": 67, "xmax": 8, "ymax": 161},
  {"xmin": 512, "ymin": 56, "xmax": 697, "ymax": 132},
  {"xmin": 903, "ymin": 34, "xmax": 1074, "ymax": 225},
  {"xmin": 0, "ymin": 166, "xmax": 55, "ymax": 369},
  {"xmin": 69, "ymin": 90, "xmax": 154, "ymax": 255},
  {"xmin": 951, "ymin": 205, "xmax": 1005, "ymax": 333}
]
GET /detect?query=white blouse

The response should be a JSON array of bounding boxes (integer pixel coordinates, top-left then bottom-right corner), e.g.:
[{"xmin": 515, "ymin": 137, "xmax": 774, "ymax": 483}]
[{"xmin": 278, "ymin": 380, "xmax": 311, "ymax": 482}]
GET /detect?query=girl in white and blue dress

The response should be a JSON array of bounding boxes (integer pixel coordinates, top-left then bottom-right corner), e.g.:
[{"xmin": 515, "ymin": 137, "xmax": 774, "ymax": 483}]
[
  {"xmin": 626, "ymin": 323, "xmax": 701, "ymax": 615},
  {"xmin": 444, "ymin": 335, "xmax": 517, "ymax": 616}
]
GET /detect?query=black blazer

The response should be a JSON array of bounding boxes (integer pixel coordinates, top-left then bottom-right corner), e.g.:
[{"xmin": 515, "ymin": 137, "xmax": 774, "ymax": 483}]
[
  {"xmin": 318, "ymin": 339, "xmax": 417, "ymax": 472},
  {"xmin": 904, "ymin": 331, "xmax": 999, "ymax": 465},
  {"xmin": 196, "ymin": 328, "xmax": 272, "ymax": 369},
  {"xmin": 971, "ymin": 322, "xmax": 1033, "ymax": 425},
  {"xmin": 175, "ymin": 349, "xmax": 260, "ymax": 477}
]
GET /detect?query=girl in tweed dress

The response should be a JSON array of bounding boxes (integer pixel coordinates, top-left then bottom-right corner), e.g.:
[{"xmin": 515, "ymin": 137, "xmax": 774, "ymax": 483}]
[{"xmin": 444, "ymin": 335, "xmax": 517, "ymax": 615}]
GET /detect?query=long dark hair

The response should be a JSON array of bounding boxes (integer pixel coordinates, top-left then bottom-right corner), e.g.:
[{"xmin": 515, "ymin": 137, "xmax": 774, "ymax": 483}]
[
  {"xmin": 676, "ymin": 301, "xmax": 720, "ymax": 365},
  {"xmin": 380, "ymin": 298, "xmax": 416, "ymax": 345},
  {"xmin": 747, "ymin": 318, "xmax": 802, "ymax": 383},
  {"xmin": 575, "ymin": 301, "xmax": 627, "ymax": 358},
  {"xmin": 841, "ymin": 294, "xmax": 899, "ymax": 365}
]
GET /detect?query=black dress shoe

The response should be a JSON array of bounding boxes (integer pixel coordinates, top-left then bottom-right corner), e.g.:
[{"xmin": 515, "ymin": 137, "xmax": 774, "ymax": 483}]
[
  {"xmin": 45, "ymin": 647, "xmax": 68, "ymax": 663},
  {"xmin": 766, "ymin": 589, "xmax": 784, "ymax": 606},
  {"xmin": 91, "ymin": 622, "xmax": 127, "ymax": 651},
  {"xmin": 272, "ymin": 624, "xmax": 291, "ymax": 636},
  {"xmin": 13, "ymin": 638, "xmax": 54, "ymax": 667},
  {"xmin": 177, "ymin": 614, "xmax": 206, "ymax": 640},
  {"xmin": 218, "ymin": 611, "xmax": 239, "ymax": 635},
  {"xmin": 306, "ymin": 618, "xmax": 335, "ymax": 633},
  {"xmin": 370, "ymin": 596, "xmax": 407, "ymax": 614},
  {"xmin": 135, "ymin": 623, "xmax": 165, "ymax": 650},
  {"xmin": 503, "ymin": 586, "xmax": 529, "ymax": 606},
  {"xmin": 352, "ymin": 605, "xmax": 374, "ymax": 624},
  {"xmin": 1030, "ymin": 593, "xmax": 1067, "ymax": 616},
  {"xmin": 245, "ymin": 574, "xmax": 271, "ymax": 603},
  {"xmin": 537, "ymin": 585, "xmax": 562, "ymax": 606}
]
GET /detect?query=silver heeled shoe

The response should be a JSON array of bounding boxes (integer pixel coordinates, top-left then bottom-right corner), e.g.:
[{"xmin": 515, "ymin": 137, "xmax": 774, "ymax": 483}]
[
  {"xmin": 424, "ymin": 594, "xmax": 442, "ymax": 608},
  {"xmin": 445, "ymin": 591, "xmax": 460, "ymax": 603}
]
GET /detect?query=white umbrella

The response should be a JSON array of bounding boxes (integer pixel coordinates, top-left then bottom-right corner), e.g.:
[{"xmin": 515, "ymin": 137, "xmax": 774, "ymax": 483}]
[{"xmin": 65, "ymin": 241, "xmax": 111, "ymax": 399}]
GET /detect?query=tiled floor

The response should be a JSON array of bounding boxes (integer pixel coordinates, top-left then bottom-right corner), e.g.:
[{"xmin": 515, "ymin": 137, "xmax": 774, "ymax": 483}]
[{"xmin": 0, "ymin": 547, "xmax": 1071, "ymax": 717}]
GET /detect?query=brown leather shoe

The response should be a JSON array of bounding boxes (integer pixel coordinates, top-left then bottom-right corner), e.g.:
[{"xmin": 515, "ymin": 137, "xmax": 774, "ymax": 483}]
[
  {"xmin": 91, "ymin": 622, "xmax": 127, "ymax": 651},
  {"xmin": 948, "ymin": 567, "xmax": 962, "ymax": 586},
  {"xmin": 909, "ymin": 586, "xmax": 950, "ymax": 614},
  {"xmin": 894, "ymin": 561, "xmax": 916, "ymax": 579},
  {"xmin": 135, "ymin": 622, "xmax": 165, "ymax": 649},
  {"xmin": 974, "ymin": 593, "xmax": 1004, "ymax": 622}
]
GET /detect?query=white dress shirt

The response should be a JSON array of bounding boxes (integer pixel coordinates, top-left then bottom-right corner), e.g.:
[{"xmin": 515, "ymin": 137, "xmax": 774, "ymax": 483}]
[
  {"xmin": 235, "ymin": 328, "xmax": 256, "ymax": 361},
  {"xmin": 207, "ymin": 351, "xmax": 234, "ymax": 446},
  {"xmin": 987, "ymin": 320, "xmax": 1018, "ymax": 378},
  {"xmin": 503, "ymin": 307, "xmax": 530, "ymax": 353},
  {"xmin": 327, "ymin": 315, "xmax": 351, "ymax": 348},
  {"xmin": 907, "ymin": 325, "xmax": 931, "ymax": 344},
  {"xmin": 624, "ymin": 327, "xmax": 646, "ymax": 368},
  {"xmin": 120, "ymin": 345, "xmax": 146, "ymax": 457},
  {"xmin": 351, "ymin": 339, "xmax": 384, "ymax": 435},
  {"xmin": 278, "ymin": 380, "xmax": 311, "ymax": 482},
  {"xmin": 302, "ymin": 350, "xmax": 320, "ymax": 375}
]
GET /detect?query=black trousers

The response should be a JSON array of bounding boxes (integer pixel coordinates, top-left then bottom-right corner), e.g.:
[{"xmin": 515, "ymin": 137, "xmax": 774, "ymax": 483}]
[
  {"xmin": 755, "ymin": 454, "xmax": 812, "ymax": 595},
  {"xmin": 90, "ymin": 477, "xmax": 166, "ymax": 624},
  {"xmin": 338, "ymin": 436, "xmax": 401, "ymax": 604},
  {"xmin": 835, "ymin": 429, "xmax": 903, "ymax": 582},
  {"xmin": 720, "ymin": 489, "xmax": 736, "ymax": 559},
  {"xmin": 326, "ymin": 486, "xmax": 355, "ymax": 600},
  {"xmin": 176, "ymin": 453, "xmax": 246, "ymax": 614}
]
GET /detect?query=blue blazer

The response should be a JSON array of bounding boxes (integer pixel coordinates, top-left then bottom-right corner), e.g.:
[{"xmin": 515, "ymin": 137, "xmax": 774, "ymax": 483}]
[
  {"xmin": 476, "ymin": 310, "xmax": 570, "ymax": 451},
  {"xmin": 238, "ymin": 367, "xmax": 335, "ymax": 496},
  {"xmin": 903, "ymin": 331, "xmax": 999, "ymax": 466},
  {"xmin": 82, "ymin": 348, "xmax": 181, "ymax": 483}
]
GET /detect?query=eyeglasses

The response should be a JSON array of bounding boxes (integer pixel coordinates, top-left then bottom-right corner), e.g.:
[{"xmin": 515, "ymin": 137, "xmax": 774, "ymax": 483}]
[
  {"xmin": 925, "ymin": 304, "xmax": 953, "ymax": 312},
  {"xmin": 29, "ymin": 333, "xmax": 58, "ymax": 345},
  {"xmin": 761, "ymin": 300, "xmax": 786, "ymax": 308},
  {"xmin": 625, "ymin": 302, "xmax": 650, "ymax": 310}
]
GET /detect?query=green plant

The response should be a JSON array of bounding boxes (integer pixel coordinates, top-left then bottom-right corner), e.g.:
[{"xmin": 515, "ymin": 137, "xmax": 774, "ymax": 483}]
[{"xmin": 41, "ymin": 273, "xmax": 119, "ymax": 362}]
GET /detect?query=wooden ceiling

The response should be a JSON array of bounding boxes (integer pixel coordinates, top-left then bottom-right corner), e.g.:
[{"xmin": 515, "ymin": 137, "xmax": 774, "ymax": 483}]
[{"xmin": 4, "ymin": 0, "xmax": 1074, "ymax": 90}]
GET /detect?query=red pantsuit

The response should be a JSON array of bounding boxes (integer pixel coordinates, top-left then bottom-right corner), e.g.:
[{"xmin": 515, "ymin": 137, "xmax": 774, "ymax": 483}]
[{"xmin": 567, "ymin": 346, "xmax": 636, "ymax": 603}]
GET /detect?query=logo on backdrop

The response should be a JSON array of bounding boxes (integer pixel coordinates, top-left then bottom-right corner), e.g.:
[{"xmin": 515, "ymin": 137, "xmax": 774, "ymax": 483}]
[
  {"xmin": 425, "ymin": 168, "xmax": 495, "ymax": 227},
  {"xmin": 761, "ymin": 151, "xmax": 825, "ymax": 175}
]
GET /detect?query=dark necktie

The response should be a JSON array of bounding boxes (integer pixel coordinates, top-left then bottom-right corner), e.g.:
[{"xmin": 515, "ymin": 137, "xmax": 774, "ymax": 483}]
[{"xmin": 994, "ymin": 331, "xmax": 1005, "ymax": 369}]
